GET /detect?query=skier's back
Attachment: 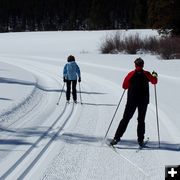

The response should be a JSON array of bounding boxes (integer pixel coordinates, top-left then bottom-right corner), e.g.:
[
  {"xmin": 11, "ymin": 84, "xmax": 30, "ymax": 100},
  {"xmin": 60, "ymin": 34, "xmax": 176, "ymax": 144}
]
[
  {"xmin": 110, "ymin": 57, "xmax": 158, "ymax": 147},
  {"xmin": 127, "ymin": 69, "xmax": 150, "ymax": 104},
  {"xmin": 63, "ymin": 55, "xmax": 81, "ymax": 103}
]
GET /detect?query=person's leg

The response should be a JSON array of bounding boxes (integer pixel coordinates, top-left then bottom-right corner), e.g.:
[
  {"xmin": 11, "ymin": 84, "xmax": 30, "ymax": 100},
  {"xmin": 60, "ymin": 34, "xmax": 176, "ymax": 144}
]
[
  {"xmin": 114, "ymin": 102, "xmax": 137, "ymax": 141},
  {"xmin": 137, "ymin": 103, "xmax": 148, "ymax": 144},
  {"xmin": 72, "ymin": 80, "xmax": 77, "ymax": 101},
  {"xmin": 66, "ymin": 80, "xmax": 71, "ymax": 101}
]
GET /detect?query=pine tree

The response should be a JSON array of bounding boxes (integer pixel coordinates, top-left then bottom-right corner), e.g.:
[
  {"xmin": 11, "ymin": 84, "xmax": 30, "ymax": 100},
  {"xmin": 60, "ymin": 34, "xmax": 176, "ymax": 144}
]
[
  {"xmin": 147, "ymin": 0, "xmax": 174, "ymax": 32},
  {"xmin": 133, "ymin": 0, "xmax": 148, "ymax": 28},
  {"xmin": 171, "ymin": 0, "xmax": 180, "ymax": 35},
  {"xmin": 89, "ymin": 0, "xmax": 111, "ymax": 30}
]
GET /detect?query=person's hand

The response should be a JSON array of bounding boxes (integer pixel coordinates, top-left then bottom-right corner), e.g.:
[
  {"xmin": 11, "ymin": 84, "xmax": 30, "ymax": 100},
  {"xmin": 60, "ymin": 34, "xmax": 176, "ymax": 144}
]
[
  {"xmin": 78, "ymin": 77, "xmax": 81, "ymax": 82},
  {"xmin": 152, "ymin": 71, "xmax": 158, "ymax": 78},
  {"xmin": 63, "ymin": 77, "xmax": 67, "ymax": 82}
]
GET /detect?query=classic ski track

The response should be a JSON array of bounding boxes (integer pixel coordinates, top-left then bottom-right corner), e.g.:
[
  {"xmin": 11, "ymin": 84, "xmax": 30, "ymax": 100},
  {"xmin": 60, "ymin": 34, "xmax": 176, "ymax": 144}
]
[
  {"xmin": 0, "ymin": 66, "xmax": 45, "ymax": 126},
  {"xmin": 0, "ymin": 59, "xmax": 46, "ymax": 127},
  {"xmin": 0, "ymin": 103, "xmax": 75, "ymax": 180},
  {"xmin": 80, "ymin": 72, "xmax": 164, "ymax": 179},
  {"xmin": 0, "ymin": 56, "xmax": 78, "ymax": 179},
  {"xmin": 16, "ymin": 56, "xmax": 162, "ymax": 179},
  {"xmin": 16, "ymin": 103, "xmax": 75, "ymax": 180},
  {"xmin": 0, "ymin": 57, "xmax": 60, "ymax": 137},
  {"xmin": 0, "ymin": 88, "xmax": 46, "ymax": 130},
  {"xmin": 0, "ymin": 54, "xmax": 176, "ymax": 180},
  {"xmin": 41, "ymin": 76, "xmax": 106, "ymax": 180},
  {"xmin": 4, "ymin": 54, "xmax": 179, "ymax": 135},
  {"xmin": 41, "ymin": 71, "xmax": 153, "ymax": 180}
]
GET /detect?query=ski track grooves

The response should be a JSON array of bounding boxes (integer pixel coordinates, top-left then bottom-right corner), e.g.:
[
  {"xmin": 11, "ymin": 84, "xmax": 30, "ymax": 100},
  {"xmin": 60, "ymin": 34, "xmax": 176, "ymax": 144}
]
[
  {"xmin": 0, "ymin": 88, "xmax": 44, "ymax": 128},
  {"xmin": 0, "ymin": 55, "xmax": 76, "ymax": 179},
  {"xmin": 0, "ymin": 93, "xmax": 75, "ymax": 180},
  {"xmin": 17, "ymin": 103, "xmax": 75, "ymax": 180},
  {"xmin": 0, "ymin": 54, "xmax": 175, "ymax": 180}
]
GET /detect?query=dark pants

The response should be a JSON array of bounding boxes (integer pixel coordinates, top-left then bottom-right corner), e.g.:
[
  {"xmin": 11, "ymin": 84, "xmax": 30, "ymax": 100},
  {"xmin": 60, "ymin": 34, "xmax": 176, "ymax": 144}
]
[
  {"xmin": 114, "ymin": 102, "xmax": 148, "ymax": 143},
  {"xmin": 66, "ymin": 80, "xmax": 77, "ymax": 101}
]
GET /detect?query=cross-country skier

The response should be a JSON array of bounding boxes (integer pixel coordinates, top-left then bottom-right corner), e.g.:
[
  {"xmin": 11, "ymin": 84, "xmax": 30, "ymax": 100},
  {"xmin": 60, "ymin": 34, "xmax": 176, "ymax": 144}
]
[
  {"xmin": 110, "ymin": 58, "xmax": 158, "ymax": 147},
  {"xmin": 63, "ymin": 55, "xmax": 81, "ymax": 103}
]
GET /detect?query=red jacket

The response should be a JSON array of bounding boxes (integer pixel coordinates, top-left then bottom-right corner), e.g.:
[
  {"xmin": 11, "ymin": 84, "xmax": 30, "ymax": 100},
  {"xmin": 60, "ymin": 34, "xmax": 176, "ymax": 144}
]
[
  {"xmin": 122, "ymin": 67, "xmax": 157, "ymax": 89},
  {"xmin": 122, "ymin": 67, "xmax": 158, "ymax": 104}
]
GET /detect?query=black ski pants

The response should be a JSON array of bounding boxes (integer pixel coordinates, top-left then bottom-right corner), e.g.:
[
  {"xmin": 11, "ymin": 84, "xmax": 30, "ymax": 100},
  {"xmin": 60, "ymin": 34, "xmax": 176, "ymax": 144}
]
[
  {"xmin": 66, "ymin": 80, "xmax": 77, "ymax": 101},
  {"xmin": 114, "ymin": 101, "xmax": 148, "ymax": 143}
]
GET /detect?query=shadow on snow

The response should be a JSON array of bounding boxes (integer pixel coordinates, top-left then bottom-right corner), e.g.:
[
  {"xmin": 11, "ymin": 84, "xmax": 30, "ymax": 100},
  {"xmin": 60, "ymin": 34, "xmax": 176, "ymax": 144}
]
[
  {"xmin": 1, "ymin": 126, "xmax": 179, "ymax": 152},
  {"xmin": 60, "ymin": 133, "xmax": 180, "ymax": 152},
  {"xmin": 0, "ymin": 98, "xmax": 12, "ymax": 101},
  {"xmin": 0, "ymin": 77, "xmax": 106, "ymax": 95}
]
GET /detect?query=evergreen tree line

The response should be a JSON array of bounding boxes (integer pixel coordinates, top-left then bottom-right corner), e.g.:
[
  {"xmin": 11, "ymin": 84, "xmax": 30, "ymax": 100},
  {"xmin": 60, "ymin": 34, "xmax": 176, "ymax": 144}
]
[{"xmin": 0, "ymin": 0, "xmax": 179, "ymax": 35}]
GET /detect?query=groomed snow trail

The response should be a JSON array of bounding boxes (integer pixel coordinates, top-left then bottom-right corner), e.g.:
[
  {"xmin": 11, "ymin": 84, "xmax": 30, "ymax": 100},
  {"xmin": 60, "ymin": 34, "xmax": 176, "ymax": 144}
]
[
  {"xmin": 0, "ymin": 53, "xmax": 179, "ymax": 180},
  {"xmin": 0, "ymin": 55, "xmax": 78, "ymax": 179}
]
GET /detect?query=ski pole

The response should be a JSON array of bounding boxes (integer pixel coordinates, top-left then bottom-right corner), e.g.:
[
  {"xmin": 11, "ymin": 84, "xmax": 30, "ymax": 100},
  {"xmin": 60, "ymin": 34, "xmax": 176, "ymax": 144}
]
[
  {"xmin": 79, "ymin": 82, "xmax": 83, "ymax": 104},
  {"xmin": 57, "ymin": 82, "xmax": 65, "ymax": 105},
  {"xmin": 103, "ymin": 89, "xmax": 126, "ymax": 142},
  {"xmin": 154, "ymin": 84, "xmax": 160, "ymax": 148}
]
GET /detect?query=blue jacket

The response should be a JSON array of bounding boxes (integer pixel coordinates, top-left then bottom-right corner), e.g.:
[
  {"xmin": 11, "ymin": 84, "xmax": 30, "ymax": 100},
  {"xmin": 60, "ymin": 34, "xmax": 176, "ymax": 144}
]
[{"xmin": 63, "ymin": 61, "xmax": 81, "ymax": 80}]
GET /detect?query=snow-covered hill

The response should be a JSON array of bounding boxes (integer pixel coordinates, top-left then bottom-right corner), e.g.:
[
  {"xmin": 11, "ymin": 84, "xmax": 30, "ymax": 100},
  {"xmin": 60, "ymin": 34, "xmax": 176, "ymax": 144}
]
[{"xmin": 0, "ymin": 30, "xmax": 179, "ymax": 180}]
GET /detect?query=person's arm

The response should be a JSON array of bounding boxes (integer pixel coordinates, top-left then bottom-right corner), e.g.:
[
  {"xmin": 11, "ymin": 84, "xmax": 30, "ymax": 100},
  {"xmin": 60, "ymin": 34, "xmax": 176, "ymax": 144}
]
[
  {"xmin": 144, "ymin": 71, "xmax": 158, "ymax": 84},
  {"xmin": 76, "ymin": 64, "xmax": 81, "ymax": 82},
  {"xmin": 122, "ymin": 71, "xmax": 135, "ymax": 89},
  {"xmin": 63, "ymin": 64, "xmax": 68, "ymax": 81}
]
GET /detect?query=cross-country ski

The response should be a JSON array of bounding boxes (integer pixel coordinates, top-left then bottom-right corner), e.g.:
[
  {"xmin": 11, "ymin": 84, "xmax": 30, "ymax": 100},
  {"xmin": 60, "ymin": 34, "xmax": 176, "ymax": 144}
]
[{"xmin": 136, "ymin": 138, "xmax": 150, "ymax": 152}]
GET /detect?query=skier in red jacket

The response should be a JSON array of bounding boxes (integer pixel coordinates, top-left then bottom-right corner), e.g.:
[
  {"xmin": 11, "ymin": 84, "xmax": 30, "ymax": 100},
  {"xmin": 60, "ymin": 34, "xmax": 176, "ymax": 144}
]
[{"xmin": 110, "ymin": 58, "xmax": 158, "ymax": 147}]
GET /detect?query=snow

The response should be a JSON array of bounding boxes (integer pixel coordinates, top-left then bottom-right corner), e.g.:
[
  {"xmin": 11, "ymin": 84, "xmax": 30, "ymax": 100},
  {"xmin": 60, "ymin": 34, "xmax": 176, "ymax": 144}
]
[{"xmin": 0, "ymin": 29, "xmax": 179, "ymax": 180}]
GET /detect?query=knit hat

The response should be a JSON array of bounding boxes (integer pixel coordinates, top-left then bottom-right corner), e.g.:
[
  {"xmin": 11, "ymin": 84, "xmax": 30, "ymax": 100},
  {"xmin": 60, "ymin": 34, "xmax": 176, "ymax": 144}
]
[
  {"xmin": 67, "ymin": 55, "xmax": 75, "ymax": 62},
  {"xmin": 134, "ymin": 58, "xmax": 144, "ymax": 67}
]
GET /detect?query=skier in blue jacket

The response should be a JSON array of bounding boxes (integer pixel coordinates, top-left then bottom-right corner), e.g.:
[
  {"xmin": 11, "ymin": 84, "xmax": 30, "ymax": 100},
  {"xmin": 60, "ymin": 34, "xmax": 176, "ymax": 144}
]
[{"xmin": 63, "ymin": 55, "xmax": 81, "ymax": 103}]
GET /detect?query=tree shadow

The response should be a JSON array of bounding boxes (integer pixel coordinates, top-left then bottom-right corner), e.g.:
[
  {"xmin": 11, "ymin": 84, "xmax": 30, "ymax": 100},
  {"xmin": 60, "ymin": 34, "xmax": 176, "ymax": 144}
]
[
  {"xmin": 82, "ymin": 102, "xmax": 116, "ymax": 107},
  {"xmin": 0, "ymin": 77, "xmax": 60, "ymax": 92},
  {"xmin": 0, "ymin": 148, "xmax": 24, "ymax": 152},
  {"xmin": 77, "ymin": 91, "xmax": 106, "ymax": 95},
  {"xmin": 0, "ymin": 126, "xmax": 52, "ymax": 138},
  {"xmin": 1, "ymin": 126, "xmax": 179, "ymax": 152},
  {"xmin": 59, "ymin": 132, "xmax": 103, "ymax": 146},
  {"xmin": 0, "ymin": 126, "xmax": 51, "ymax": 150},
  {"xmin": 0, "ymin": 77, "xmax": 107, "ymax": 95},
  {"xmin": 0, "ymin": 139, "xmax": 33, "ymax": 145},
  {"xmin": 0, "ymin": 98, "xmax": 12, "ymax": 101},
  {"xmin": 0, "ymin": 124, "xmax": 35, "ymax": 147}
]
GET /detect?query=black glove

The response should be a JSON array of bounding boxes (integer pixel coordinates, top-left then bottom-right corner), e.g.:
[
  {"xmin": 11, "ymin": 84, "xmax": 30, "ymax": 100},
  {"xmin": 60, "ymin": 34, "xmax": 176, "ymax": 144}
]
[
  {"xmin": 63, "ymin": 77, "xmax": 67, "ymax": 82},
  {"xmin": 152, "ymin": 71, "xmax": 158, "ymax": 78},
  {"xmin": 78, "ymin": 77, "xmax": 81, "ymax": 82}
]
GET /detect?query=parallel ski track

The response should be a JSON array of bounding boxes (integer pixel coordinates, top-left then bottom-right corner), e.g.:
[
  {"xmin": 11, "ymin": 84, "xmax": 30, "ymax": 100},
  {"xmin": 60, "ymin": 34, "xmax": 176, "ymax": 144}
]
[
  {"xmin": 17, "ymin": 103, "xmax": 75, "ymax": 180},
  {"xmin": 0, "ymin": 56, "xmax": 61, "ymax": 134},
  {"xmin": 0, "ymin": 70, "xmax": 44, "ymax": 125},
  {"xmin": 0, "ymin": 102, "xmax": 75, "ymax": 180},
  {"xmin": 0, "ymin": 87, "xmax": 44, "ymax": 129},
  {"xmin": 0, "ymin": 56, "xmax": 76, "ymax": 179},
  {"xmin": 0, "ymin": 55, "xmax": 166, "ymax": 180}
]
